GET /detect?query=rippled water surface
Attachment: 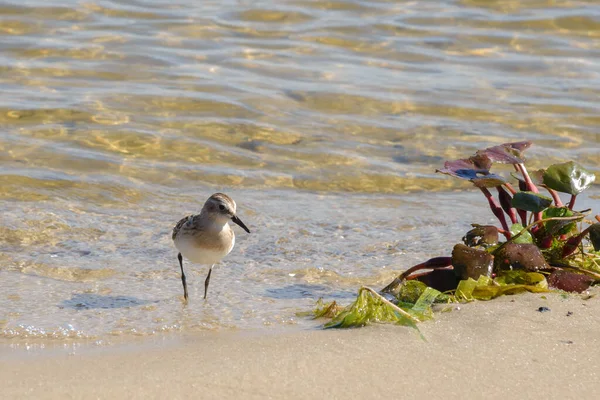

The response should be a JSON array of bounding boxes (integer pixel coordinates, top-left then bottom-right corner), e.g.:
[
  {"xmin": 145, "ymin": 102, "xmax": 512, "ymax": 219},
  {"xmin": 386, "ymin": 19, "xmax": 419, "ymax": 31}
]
[{"xmin": 1, "ymin": 0, "xmax": 599, "ymax": 341}]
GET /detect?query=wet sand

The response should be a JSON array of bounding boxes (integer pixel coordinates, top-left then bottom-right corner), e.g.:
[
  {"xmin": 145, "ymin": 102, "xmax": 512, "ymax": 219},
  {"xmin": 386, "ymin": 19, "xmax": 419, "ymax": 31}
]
[{"xmin": 2, "ymin": 290, "xmax": 600, "ymax": 399}]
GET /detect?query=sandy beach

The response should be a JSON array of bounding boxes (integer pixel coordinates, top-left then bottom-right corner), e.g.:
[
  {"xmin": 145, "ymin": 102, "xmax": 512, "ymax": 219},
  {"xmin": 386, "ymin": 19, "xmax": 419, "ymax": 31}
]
[
  {"xmin": 2, "ymin": 0, "xmax": 599, "ymax": 399},
  {"xmin": 3, "ymin": 290, "xmax": 600, "ymax": 399}
]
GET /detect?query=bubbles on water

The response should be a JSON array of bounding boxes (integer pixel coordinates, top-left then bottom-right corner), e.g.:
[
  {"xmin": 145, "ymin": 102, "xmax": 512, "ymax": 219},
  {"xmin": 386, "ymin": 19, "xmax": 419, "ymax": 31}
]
[{"xmin": 2, "ymin": 323, "xmax": 88, "ymax": 339}]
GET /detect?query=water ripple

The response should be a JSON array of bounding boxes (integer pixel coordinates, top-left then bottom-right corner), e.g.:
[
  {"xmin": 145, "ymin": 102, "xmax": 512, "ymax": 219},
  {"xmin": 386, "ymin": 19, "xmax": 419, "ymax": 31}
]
[{"xmin": 0, "ymin": 0, "xmax": 599, "ymax": 340}]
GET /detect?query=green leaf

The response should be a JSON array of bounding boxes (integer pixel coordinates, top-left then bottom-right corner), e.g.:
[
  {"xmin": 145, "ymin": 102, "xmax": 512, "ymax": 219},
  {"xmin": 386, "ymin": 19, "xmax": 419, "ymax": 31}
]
[
  {"xmin": 455, "ymin": 271, "xmax": 548, "ymax": 301},
  {"xmin": 542, "ymin": 207, "xmax": 577, "ymax": 236},
  {"xmin": 324, "ymin": 285, "xmax": 443, "ymax": 329},
  {"xmin": 590, "ymin": 224, "xmax": 600, "ymax": 252},
  {"xmin": 396, "ymin": 280, "xmax": 428, "ymax": 304},
  {"xmin": 509, "ymin": 223, "xmax": 533, "ymax": 244},
  {"xmin": 313, "ymin": 299, "xmax": 343, "ymax": 318},
  {"xmin": 472, "ymin": 283, "xmax": 548, "ymax": 300},
  {"xmin": 494, "ymin": 270, "xmax": 547, "ymax": 286},
  {"xmin": 455, "ymin": 276, "xmax": 491, "ymax": 301},
  {"xmin": 325, "ymin": 288, "xmax": 419, "ymax": 329},
  {"xmin": 409, "ymin": 287, "xmax": 442, "ymax": 321},
  {"xmin": 543, "ymin": 161, "xmax": 596, "ymax": 195},
  {"xmin": 511, "ymin": 191, "xmax": 553, "ymax": 212}
]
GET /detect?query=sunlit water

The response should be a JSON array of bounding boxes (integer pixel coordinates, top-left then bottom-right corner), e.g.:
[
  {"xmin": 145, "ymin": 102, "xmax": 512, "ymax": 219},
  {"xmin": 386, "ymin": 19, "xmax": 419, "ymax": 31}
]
[{"xmin": 1, "ymin": 0, "xmax": 599, "ymax": 343}]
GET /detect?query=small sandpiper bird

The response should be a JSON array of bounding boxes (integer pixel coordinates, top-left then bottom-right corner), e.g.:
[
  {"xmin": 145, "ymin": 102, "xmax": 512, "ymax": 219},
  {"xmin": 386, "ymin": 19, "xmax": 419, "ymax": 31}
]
[{"xmin": 172, "ymin": 193, "xmax": 250, "ymax": 301}]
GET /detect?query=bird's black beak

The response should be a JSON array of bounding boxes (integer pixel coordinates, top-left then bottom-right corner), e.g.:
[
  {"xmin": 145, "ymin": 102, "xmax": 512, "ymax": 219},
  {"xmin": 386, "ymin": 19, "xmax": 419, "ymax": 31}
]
[{"xmin": 231, "ymin": 215, "xmax": 250, "ymax": 233}]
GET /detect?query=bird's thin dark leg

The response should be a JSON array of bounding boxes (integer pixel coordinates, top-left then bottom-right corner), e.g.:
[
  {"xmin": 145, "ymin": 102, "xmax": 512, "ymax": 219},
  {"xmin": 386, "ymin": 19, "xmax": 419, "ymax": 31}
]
[
  {"xmin": 204, "ymin": 265, "xmax": 213, "ymax": 299},
  {"xmin": 178, "ymin": 253, "xmax": 188, "ymax": 301}
]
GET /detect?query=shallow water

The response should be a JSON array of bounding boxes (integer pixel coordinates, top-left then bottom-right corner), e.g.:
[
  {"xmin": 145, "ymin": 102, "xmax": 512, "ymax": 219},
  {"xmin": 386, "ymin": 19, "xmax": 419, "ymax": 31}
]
[{"xmin": 1, "ymin": 0, "xmax": 599, "ymax": 342}]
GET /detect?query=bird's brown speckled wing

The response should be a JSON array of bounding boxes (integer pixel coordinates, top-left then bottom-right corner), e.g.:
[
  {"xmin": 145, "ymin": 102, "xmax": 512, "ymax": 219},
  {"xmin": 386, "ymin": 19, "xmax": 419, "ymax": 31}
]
[{"xmin": 172, "ymin": 215, "xmax": 193, "ymax": 240}]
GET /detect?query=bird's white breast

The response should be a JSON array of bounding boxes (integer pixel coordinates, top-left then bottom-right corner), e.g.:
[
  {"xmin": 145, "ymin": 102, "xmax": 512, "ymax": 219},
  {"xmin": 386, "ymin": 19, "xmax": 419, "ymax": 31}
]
[{"xmin": 175, "ymin": 233, "xmax": 235, "ymax": 265}]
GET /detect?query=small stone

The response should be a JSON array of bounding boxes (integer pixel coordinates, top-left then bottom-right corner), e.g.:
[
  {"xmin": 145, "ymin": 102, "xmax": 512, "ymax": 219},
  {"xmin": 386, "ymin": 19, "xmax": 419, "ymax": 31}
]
[
  {"xmin": 566, "ymin": 311, "xmax": 573, "ymax": 317},
  {"xmin": 537, "ymin": 306, "xmax": 550, "ymax": 313}
]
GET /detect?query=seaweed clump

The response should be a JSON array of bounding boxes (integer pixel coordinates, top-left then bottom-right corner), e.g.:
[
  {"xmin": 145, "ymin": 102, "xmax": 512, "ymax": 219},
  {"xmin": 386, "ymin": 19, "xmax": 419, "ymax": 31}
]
[{"xmin": 314, "ymin": 141, "xmax": 600, "ymax": 329}]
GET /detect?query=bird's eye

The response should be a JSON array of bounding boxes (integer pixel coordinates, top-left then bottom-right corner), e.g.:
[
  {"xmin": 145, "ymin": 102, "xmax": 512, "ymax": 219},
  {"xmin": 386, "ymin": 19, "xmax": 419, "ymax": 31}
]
[{"xmin": 219, "ymin": 204, "xmax": 225, "ymax": 211}]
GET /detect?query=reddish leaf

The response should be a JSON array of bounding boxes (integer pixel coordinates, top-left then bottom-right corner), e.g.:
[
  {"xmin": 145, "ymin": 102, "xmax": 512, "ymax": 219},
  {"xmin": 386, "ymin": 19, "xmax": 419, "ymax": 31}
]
[
  {"xmin": 590, "ymin": 224, "xmax": 600, "ymax": 251},
  {"xmin": 452, "ymin": 244, "xmax": 494, "ymax": 281},
  {"xmin": 414, "ymin": 269, "xmax": 459, "ymax": 293},
  {"xmin": 437, "ymin": 158, "xmax": 506, "ymax": 187},
  {"xmin": 547, "ymin": 270, "xmax": 593, "ymax": 293},
  {"xmin": 494, "ymin": 243, "xmax": 549, "ymax": 271},
  {"xmin": 437, "ymin": 158, "xmax": 490, "ymax": 180},
  {"xmin": 463, "ymin": 225, "xmax": 499, "ymax": 247},
  {"xmin": 476, "ymin": 141, "xmax": 532, "ymax": 165}
]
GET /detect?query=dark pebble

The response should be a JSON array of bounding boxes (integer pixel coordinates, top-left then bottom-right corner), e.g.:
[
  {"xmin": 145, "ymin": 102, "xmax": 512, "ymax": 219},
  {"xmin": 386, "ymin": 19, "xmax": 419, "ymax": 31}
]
[{"xmin": 537, "ymin": 306, "xmax": 551, "ymax": 312}]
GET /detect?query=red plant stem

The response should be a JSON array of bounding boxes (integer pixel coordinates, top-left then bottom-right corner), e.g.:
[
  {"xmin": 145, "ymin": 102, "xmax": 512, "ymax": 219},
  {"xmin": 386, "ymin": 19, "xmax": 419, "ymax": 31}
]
[
  {"xmin": 546, "ymin": 188, "xmax": 564, "ymax": 207},
  {"xmin": 561, "ymin": 224, "xmax": 593, "ymax": 258},
  {"xmin": 507, "ymin": 169, "xmax": 527, "ymax": 225},
  {"xmin": 497, "ymin": 186, "xmax": 518, "ymax": 224},
  {"xmin": 403, "ymin": 267, "xmax": 454, "ymax": 281},
  {"xmin": 568, "ymin": 194, "xmax": 577, "ymax": 210},
  {"xmin": 380, "ymin": 257, "xmax": 452, "ymax": 293},
  {"xmin": 479, "ymin": 187, "xmax": 511, "ymax": 239},
  {"xmin": 539, "ymin": 235, "xmax": 553, "ymax": 249},
  {"xmin": 516, "ymin": 163, "xmax": 538, "ymax": 193},
  {"xmin": 517, "ymin": 209, "xmax": 528, "ymax": 227},
  {"xmin": 398, "ymin": 257, "xmax": 453, "ymax": 280},
  {"xmin": 516, "ymin": 163, "xmax": 542, "ymax": 222},
  {"xmin": 504, "ymin": 182, "xmax": 517, "ymax": 195}
]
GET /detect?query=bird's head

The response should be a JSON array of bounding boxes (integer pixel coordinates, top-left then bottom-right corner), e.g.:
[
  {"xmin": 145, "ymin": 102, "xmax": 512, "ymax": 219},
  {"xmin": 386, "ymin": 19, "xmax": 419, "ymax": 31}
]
[{"xmin": 202, "ymin": 193, "xmax": 250, "ymax": 233}]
